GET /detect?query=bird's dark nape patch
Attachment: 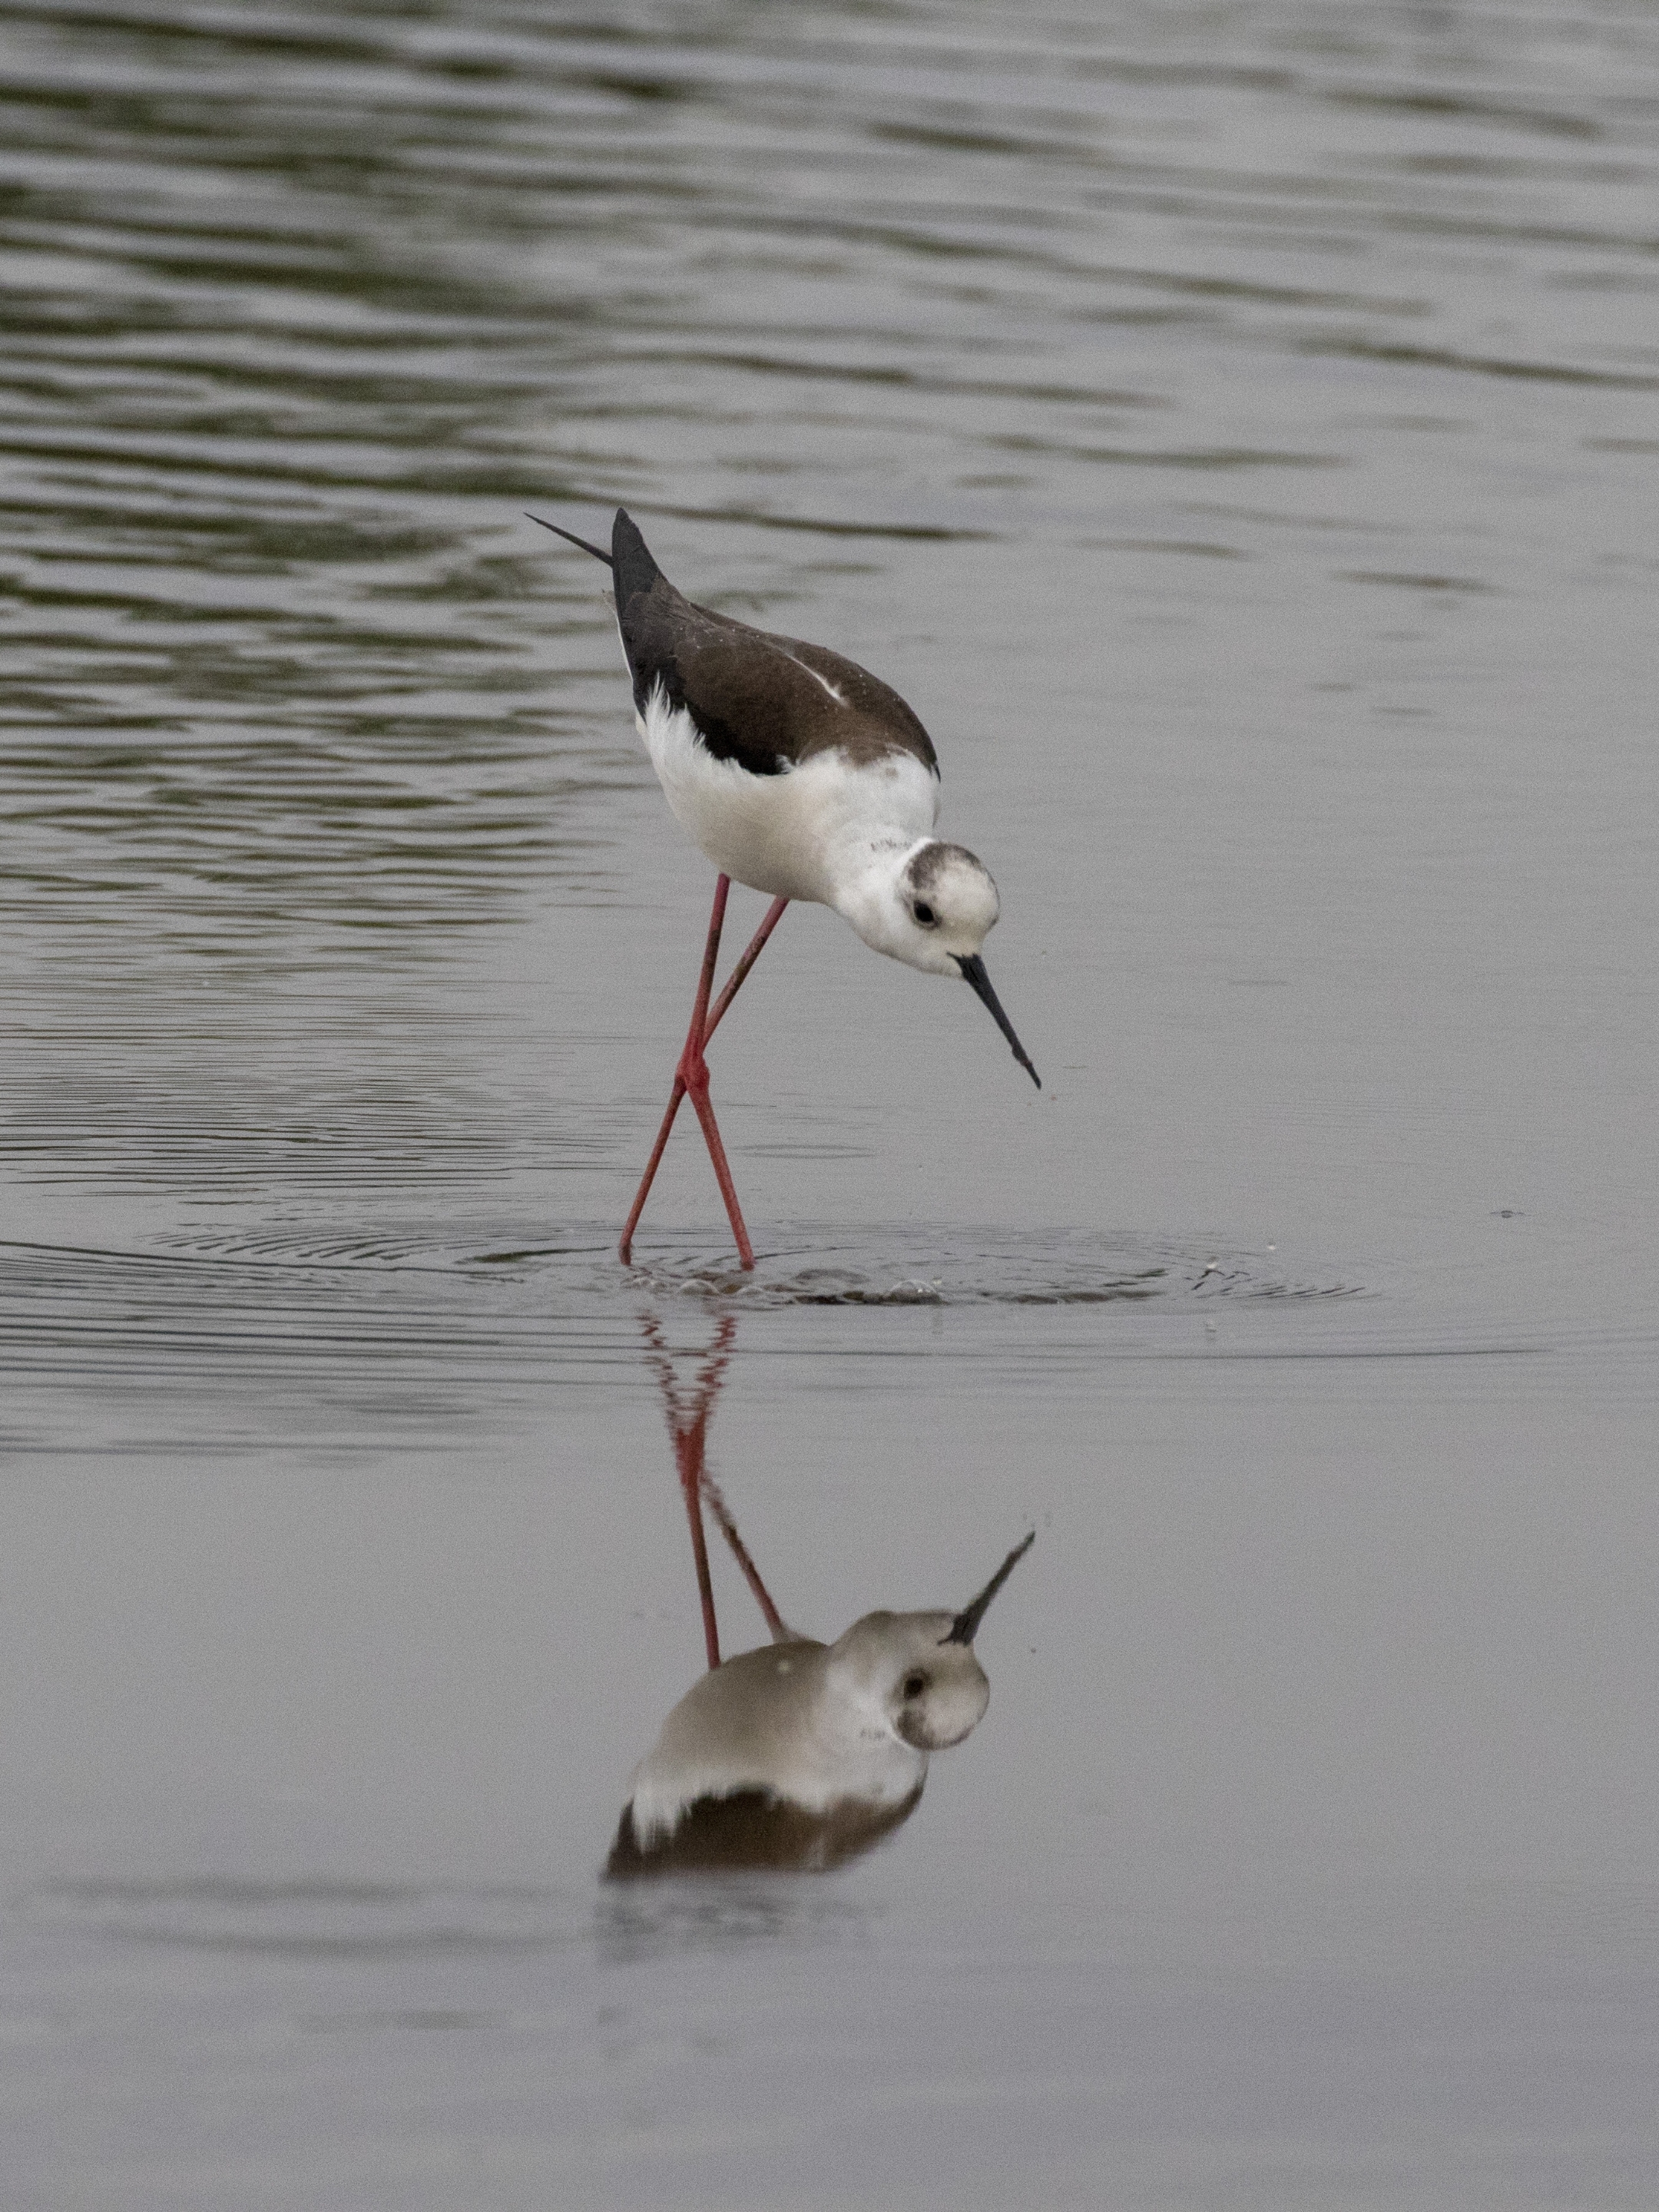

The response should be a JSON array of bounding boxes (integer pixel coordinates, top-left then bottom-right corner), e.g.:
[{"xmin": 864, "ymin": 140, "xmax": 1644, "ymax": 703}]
[{"xmin": 906, "ymin": 840, "xmax": 984, "ymax": 894}]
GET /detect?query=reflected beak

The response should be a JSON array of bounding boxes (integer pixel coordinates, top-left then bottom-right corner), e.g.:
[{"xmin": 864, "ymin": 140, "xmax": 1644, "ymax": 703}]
[
  {"xmin": 955, "ymin": 955, "xmax": 1041, "ymax": 1088},
  {"xmin": 942, "ymin": 1529, "xmax": 1036, "ymax": 1646}
]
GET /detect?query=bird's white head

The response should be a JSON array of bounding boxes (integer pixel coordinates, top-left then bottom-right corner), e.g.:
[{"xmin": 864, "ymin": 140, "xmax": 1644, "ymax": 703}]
[
  {"xmin": 830, "ymin": 1611, "xmax": 992, "ymax": 1752},
  {"xmin": 825, "ymin": 1530, "xmax": 1035, "ymax": 1754},
  {"xmin": 841, "ymin": 839, "xmax": 1041, "ymax": 1088},
  {"xmin": 863, "ymin": 839, "xmax": 1001, "ymax": 975}
]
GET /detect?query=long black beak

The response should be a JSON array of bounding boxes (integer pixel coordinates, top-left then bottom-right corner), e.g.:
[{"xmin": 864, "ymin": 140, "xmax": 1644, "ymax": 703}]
[
  {"xmin": 942, "ymin": 1530, "xmax": 1035, "ymax": 1646},
  {"xmin": 955, "ymin": 955, "xmax": 1040, "ymax": 1088}
]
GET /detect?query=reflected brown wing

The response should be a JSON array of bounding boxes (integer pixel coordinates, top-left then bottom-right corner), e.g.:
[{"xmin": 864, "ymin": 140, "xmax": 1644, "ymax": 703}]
[{"xmin": 605, "ymin": 1783, "xmax": 924, "ymax": 1876}]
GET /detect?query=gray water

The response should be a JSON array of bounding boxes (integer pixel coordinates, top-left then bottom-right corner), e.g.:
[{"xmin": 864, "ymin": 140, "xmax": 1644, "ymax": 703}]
[{"xmin": 3, "ymin": 0, "xmax": 1658, "ymax": 2203}]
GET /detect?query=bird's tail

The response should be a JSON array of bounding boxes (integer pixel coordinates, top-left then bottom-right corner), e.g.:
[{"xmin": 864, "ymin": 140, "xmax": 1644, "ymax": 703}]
[
  {"xmin": 525, "ymin": 512, "xmax": 613, "ymax": 567},
  {"xmin": 526, "ymin": 510, "xmax": 666, "ymax": 614}
]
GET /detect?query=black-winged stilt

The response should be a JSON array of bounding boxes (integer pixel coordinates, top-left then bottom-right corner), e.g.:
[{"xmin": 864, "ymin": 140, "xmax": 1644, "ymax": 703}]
[{"xmin": 533, "ymin": 508, "xmax": 1038, "ymax": 1268}]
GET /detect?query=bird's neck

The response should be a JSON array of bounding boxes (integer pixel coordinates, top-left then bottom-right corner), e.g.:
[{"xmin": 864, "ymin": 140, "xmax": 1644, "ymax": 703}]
[
  {"xmin": 806, "ymin": 1653, "xmax": 928, "ymax": 1803},
  {"xmin": 806, "ymin": 747, "xmax": 938, "ymax": 933},
  {"xmin": 827, "ymin": 840, "xmax": 926, "ymax": 959}
]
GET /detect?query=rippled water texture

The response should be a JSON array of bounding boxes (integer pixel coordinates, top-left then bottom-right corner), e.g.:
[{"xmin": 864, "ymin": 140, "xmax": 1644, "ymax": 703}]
[{"xmin": 2, "ymin": 2, "xmax": 1657, "ymax": 2206}]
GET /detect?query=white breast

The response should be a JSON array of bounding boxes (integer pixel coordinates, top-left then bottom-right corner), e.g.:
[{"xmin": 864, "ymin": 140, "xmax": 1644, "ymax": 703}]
[
  {"xmin": 627, "ymin": 1671, "xmax": 928, "ymax": 1847},
  {"xmin": 639, "ymin": 693, "xmax": 940, "ymax": 906}
]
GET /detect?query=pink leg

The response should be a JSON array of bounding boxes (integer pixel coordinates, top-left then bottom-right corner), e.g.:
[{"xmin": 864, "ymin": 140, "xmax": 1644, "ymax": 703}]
[
  {"xmin": 702, "ymin": 893, "xmax": 789, "ymax": 1048},
  {"xmin": 618, "ymin": 878, "xmax": 726, "ymax": 1268},
  {"xmin": 618, "ymin": 879, "xmax": 790, "ymax": 1270}
]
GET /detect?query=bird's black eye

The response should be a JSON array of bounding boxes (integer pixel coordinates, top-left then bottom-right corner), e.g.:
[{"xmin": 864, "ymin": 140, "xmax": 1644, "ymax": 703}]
[
  {"xmin": 912, "ymin": 902, "xmax": 936, "ymax": 927},
  {"xmin": 902, "ymin": 1671, "xmax": 928, "ymax": 1699}
]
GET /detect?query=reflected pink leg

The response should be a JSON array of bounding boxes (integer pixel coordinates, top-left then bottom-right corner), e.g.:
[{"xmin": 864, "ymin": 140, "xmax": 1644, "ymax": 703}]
[
  {"xmin": 700, "ymin": 1472, "xmax": 790, "ymax": 1644},
  {"xmin": 641, "ymin": 1312, "xmax": 736, "ymax": 1671},
  {"xmin": 679, "ymin": 1441, "xmax": 720, "ymax": 1670}
]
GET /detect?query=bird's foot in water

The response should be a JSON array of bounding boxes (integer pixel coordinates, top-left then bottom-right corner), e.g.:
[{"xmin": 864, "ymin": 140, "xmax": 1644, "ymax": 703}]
[{"xmin": 618, "ymin": 873, "xmax": 765, "ymax": 1271}]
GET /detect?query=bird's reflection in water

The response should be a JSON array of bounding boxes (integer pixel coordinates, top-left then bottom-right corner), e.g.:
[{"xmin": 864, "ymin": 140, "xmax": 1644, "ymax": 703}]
[{"xmin": 609, "ymin": 1314, "xmax": 1032, "ymax": 1879}]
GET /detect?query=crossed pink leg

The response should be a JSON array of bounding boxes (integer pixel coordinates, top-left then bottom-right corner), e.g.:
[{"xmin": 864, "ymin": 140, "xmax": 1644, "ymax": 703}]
[{"xmin": 619, "ymin": 875, "xmax": 790, "ymax": 1270}]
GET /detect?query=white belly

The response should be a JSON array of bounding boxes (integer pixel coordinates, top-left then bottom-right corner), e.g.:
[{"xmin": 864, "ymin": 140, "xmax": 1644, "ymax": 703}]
[{"xmin": 639, "ymin": 693, "xmax": 940, "ymax": 903}]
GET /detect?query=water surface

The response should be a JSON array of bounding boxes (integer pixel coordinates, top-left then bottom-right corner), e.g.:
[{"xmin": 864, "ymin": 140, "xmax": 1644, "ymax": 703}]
[{"xmin": 3, "ymin": 1, "xmax": 1657, "ymax": 2204}]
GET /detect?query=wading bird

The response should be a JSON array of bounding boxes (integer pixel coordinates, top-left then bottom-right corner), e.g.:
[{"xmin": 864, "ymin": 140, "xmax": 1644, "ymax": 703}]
[{"xmin": 534, "ymin": 508, "xmax": 1038, "ymax": 1268}]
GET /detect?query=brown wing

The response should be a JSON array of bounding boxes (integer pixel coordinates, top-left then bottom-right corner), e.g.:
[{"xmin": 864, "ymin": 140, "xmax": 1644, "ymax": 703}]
[
  {"xmin": 676, "ymin": 612, "xmax": 939, "ymax": 777},
  {"xmin": 614, "ymin": 508, "xmax": 939, "ymax": 779}
]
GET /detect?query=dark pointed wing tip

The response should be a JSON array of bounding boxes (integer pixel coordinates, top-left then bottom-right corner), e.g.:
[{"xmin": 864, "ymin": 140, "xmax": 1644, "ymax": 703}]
[
  {"xmin": 609, "ymin": 505, "xmax": 664, "ymax": 592},
  {"xmin": 525, "ymin": 514, "xmax": 614, "ymax": 568}
]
